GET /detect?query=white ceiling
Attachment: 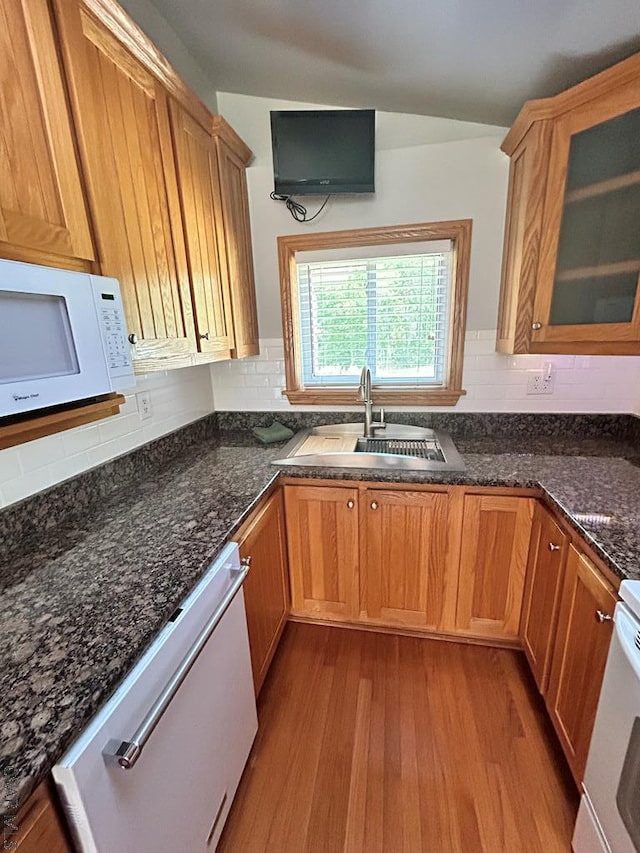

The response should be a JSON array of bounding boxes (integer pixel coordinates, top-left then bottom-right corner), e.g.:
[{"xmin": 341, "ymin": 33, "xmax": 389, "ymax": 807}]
[{"xmin": 129, "ymin": 0, "xmax": 640, "ymax": 125}]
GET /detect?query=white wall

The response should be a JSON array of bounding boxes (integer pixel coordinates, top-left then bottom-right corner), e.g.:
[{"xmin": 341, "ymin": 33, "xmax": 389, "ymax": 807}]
[
  {"xmin": 212, "ymin": 92, "xmax": 640, "ymax": 415},
  {"xmin": 0, "ymin": 365, "xmax": 214, "ymax": 509},
  {"xmin": 217, "ymin": 92, "xmax": 508, "ymax": 337},
  {"xmin": 211, "ymin": 334, "xmax": 640, "ymax": 414},
  {"xmin": 118, "ymin": 0, "xmax": 217, "ymax": 111}
]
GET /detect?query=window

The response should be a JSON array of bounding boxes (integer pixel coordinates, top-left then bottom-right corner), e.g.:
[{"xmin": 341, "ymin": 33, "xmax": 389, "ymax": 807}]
[{"xmin": 278, "ymin": 220, "xmax": 471, "ymax": 405}]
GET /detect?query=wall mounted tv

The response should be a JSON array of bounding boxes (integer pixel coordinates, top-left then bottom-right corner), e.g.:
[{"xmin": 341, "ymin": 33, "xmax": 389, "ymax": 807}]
[{"xmin": 270, "ymin": 109, "xmax": 375, "ymax": 196}]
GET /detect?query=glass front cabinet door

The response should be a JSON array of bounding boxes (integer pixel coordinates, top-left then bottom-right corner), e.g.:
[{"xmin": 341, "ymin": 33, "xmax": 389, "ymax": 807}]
[
  {"xmin": 532, "ymin": 81, "xmax": 640, "ymax": 347},
  {"xmin": 497, "ymin": 54, "xmax": 640, "ymax": 355}
]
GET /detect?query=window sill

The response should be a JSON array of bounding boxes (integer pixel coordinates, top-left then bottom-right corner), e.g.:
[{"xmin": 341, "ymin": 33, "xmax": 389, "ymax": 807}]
[{"xmin": 282, "ymin": 388, "xmax": 466, "ymax": 406}]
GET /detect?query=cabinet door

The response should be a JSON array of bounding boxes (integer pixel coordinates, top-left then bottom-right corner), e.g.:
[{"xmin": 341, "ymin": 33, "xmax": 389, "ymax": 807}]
[
  {"xmin": 235, "ymin": 490, "xmax": 289, "ymax": 696},
  {"xmin": 533, "ymin": 85, "xmax": 640, "ymax": 347},
  {"xmin": 55, "ymin": 3, "xmax": 196, "ymax": 369},
  {"xmin": 456, "ymin": 495, "xmax": 534, "ymax": 638},
  {"xmin": 546, "ymin": 545, "xmax": 617, "ymax": 783},
  {"xmin": 361, "ymin": 489, "xmax": 450, "ymax": 629},
  {"xmin": 284, "ymin": 485, "xmax": 359, "ymax": 619},
  {"xmin": 520, "ymin": 503, "xmax": 568, "ymax": 692},
  {"xmin": 15, "ymin": 782, "xmax": 70, "ymax": 852},
  {"xmin": 215, "ymin": 133, "xmax": 260, "ymax": 358},
  {"xmin": 0, "ymin": 0, "xmax": 93, "ymax": 265},
  {"xmin": 496, "ymin": 122, "xmax": 552, "ymax": 354},
  {"xmin": 169, "ymin": 102, "xmax": 234, "ymax": 360}
]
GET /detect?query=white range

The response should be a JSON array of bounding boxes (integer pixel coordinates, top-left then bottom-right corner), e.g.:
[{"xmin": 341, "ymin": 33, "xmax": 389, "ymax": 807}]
[{"xmin": 573, "ymin": 579, "xmax": 640, "ymax": 853}]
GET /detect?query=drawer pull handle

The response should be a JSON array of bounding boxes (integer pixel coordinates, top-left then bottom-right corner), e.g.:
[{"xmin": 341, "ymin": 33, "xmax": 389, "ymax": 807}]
[
  {"xmin": 370, "ymin": 501, "xmax": 379, "ymax": 510},
  {"xmin": 548, "ymin": 542, "xmax": 561, "ymax": 551},
  {"xmin": 346, "ymin": 500, "xmax": 354, "ymax": 509},
  {"xmin": 128, "ymin": 333, "xmax": 138, "ymax": 344},
  {"xmin": 200, "ymin": 332, "xmax": 210, "ymax": 341},
  {"xmin": 595, "ymin": 610, "xmax": 613, "ymax": 623},
  {"xmin": 531, "ymin": 322, "xmax": 542, "ymax": 331},
  {"xmin": 241, "ymin": 555, "xmax": 252, "ymax": 567}
]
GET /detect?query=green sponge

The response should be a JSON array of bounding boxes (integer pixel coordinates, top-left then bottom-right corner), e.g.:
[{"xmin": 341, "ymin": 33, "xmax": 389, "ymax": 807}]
[{"xmin": 252, "ymin": 421, "xmax": 294, "ymax": 444}]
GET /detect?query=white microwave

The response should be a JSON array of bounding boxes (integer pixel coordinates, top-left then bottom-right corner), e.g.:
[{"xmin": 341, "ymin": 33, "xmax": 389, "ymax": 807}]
[{"xmin": 0, "ymin": 259, "xmax": 135, "ymax": 418}]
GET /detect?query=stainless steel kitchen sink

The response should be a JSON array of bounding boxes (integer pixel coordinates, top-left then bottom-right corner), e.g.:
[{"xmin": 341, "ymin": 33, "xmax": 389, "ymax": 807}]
[{"xmin": 272, "ymin": 423, "xmax": 465, "ymax": 471}]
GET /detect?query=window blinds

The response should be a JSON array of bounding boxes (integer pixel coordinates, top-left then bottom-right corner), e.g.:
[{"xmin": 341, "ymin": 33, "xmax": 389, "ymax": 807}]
[{"xmin": 296, "ymin": 247, "xmax": 452, "ymax": 387}]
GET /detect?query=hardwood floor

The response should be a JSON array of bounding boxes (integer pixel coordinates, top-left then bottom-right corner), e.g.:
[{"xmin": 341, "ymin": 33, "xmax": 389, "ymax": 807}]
[{"xmin": 219, "ymin": 623, "xmax": 578, "ymax": 852}]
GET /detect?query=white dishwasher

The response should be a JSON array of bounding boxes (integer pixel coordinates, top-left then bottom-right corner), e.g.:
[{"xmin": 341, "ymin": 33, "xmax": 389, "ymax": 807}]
[
  {"xmin": 573, "ymin": 579, "xmax": 640, "ymax": 853},
  {"xmin": 53, "ymin": 541, "xmax": 257, "ymax": 853}
]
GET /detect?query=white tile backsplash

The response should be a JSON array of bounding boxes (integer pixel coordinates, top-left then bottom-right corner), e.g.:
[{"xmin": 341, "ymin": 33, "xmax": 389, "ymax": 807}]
[
  {"xmin": 210, "ymin": 333, "xmax": 640, "ymax": 414},
  {"xmin": 2, "ymin": 333, "xmax": 639, "ymax": 509},
  {"xmin": 0, "ymin": 364, "xmax": 215, "ymax": 509}
]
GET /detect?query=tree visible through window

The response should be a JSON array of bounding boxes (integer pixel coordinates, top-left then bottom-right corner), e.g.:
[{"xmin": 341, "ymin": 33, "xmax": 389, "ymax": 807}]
[
  {"xmin": 278, "ymin": 220, "xmax": 471, "ymax": 406},
  {"xmin": 298, "ymin": 251, "xmax": 450, "ymax": 386}
]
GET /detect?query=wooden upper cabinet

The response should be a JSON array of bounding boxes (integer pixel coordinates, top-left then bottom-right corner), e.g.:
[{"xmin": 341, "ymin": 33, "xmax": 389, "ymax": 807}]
[
  {"xmin": 496, "ymin": 122, "xmax": 551, "ymax": 354},
  {"xmin": 360, "ymin": 489, "xmax": 451, "ymax": 630},
  {"xmin": 169, "ymin": 102, "xmax": 234, "ymax": 359},
  {"xmin": 234, "ymin": 489, "xmax": 289, "ymax": 696},
  {"xmin": 497, "ymin": 52, "xmax": 640, "ymax": 354},
  {"xmin": 0, "ymin": 0, "xmax": 94, "ymax": 267},
  {"xmin": 546, "ymin": 544, "xmax": 617, "ymax": 783},
  {"xmin": 520, "ymin": 503, "xmax": 568, "ymax": 692},
  {"xmin": 285, "ymin": 484, "xmax": 359, "ymax": 620},
  {"xmin": 456, "ymin": 495, "xmax": 534, "ymax": 639},
  {"xmin": 213, "ymin": 118, "xmax": 260, "ymax": 358},
  {"xmin": 54, "ymin": 0, "xmax": 197, "ymax": 369}
]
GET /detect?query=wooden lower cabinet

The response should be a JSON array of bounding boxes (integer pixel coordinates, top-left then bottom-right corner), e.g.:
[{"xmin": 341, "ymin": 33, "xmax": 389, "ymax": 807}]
[
  {"xmin": 520, "ymin": 503, "xmax": 568, "ymax": 692},
  {"xmin": 286, "ymin": 483, "xmax": 535, "ymax": 642},
  {"xmin": 12, "ymin": 782, "xmax": 70, "ymax": 852},
  {"xmin": 285, "ymin": 484, "xmax": 359, "ymax": 620},
  {"xmin": 456, "ymin": 495, "xmax": 534, "ymax": 639},
  {"xmin": 234, "ymin": 490, "xmax": 289, "ymax": 696},
  {"xmin": 546, "ymin": 544, "xmax": 617, "ymax": 783},
  {"xmin": 360, "ymin": 488, "xmax": 452, "ymax": 629}
]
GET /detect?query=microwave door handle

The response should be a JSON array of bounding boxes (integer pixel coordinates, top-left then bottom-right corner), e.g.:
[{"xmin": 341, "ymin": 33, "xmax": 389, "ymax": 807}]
[{"xmin": 102, "ymin": 562, "xmax": 250, "ymax": 770}]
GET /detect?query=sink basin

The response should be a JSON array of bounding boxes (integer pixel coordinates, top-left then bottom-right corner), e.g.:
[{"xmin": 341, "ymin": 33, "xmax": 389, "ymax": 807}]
[
  {"xmin": 272, "ymin": 423, "xmax": 465, "ymax": 472},
  {"xmin": 356, "ymin": 437, "xmax": 445, "ymax": 462}
]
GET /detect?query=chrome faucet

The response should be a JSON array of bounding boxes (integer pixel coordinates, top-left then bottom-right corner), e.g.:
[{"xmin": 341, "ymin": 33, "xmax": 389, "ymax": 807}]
[{"xmin": 357, "ymin": 366, "xmax": 386, "ymax": 439}]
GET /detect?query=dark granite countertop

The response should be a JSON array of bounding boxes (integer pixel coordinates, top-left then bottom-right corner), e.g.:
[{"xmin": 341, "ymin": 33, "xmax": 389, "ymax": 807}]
[{"xmin": 2, "ymin": 425, "xmax": 640, "ymax": 813}]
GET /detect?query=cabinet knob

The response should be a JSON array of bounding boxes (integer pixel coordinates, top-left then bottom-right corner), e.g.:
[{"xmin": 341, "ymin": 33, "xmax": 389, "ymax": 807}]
[
  {"xmin": 531, "ymin": 322, "xmax": 542, "ymax": 331},
  {"xmin": 346, "ymin": 500, "xmax": 354, "ymax": 509},
  {"xmin": 548, "ymin": 542, "xmax": 561, "ymax": 551},
  {"xmin": 128, "ymin": 333, "xmax": 138, "ymax": 344},
  {"xmin": 370, "ymin": 501, "xmax": 379, "ymax": 510},
  {"xmin": 200, "ymin": 332, "xmax": 210, "ymax": 341},
  {"xmin": 241, "ymin": 555, "xmax": 252, "ymax": 567},
  {"xmin": 595, "ymin": 609, "xmax": 613, "ymax": 623}
]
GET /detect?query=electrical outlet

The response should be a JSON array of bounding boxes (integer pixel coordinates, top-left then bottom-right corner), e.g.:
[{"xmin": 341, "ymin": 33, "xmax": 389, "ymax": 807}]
[
  {"xmin": 526, "ymin": 370, "xmax": 555, "ymax": 395},
  {"xmin": 137, "ymin": 392, "xmax": 153, "ymax": 420}
]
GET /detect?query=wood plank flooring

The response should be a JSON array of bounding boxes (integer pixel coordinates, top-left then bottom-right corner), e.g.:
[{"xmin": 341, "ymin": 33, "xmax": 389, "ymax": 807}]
[{"xmin": 219, "ymin": 623, "xmax": 578, "ymax": 852}]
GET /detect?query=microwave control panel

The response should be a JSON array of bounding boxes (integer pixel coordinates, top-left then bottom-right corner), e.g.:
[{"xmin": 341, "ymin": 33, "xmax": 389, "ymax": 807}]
[{"xmin": 90, "ymin": 276, "xmax": 134, "ymax": 391}]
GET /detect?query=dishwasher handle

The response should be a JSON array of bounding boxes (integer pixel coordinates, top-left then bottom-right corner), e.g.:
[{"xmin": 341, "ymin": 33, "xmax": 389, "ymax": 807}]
[{"xmin": 103, "ymin": 561, "xmax": 250, "ymax": 770}]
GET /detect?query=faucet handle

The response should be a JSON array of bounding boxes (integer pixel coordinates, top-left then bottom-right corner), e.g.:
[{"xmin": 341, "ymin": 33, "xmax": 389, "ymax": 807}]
[{"xmin": 372, "ymin": 407, "xmax": 386, "ymax": 433}]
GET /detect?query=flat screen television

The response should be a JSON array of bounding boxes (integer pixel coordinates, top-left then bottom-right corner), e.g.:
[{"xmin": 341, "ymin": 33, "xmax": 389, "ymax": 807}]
[{"xmin": 270, "ymin": 109, "xmax": 375, "ymax": 195}]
